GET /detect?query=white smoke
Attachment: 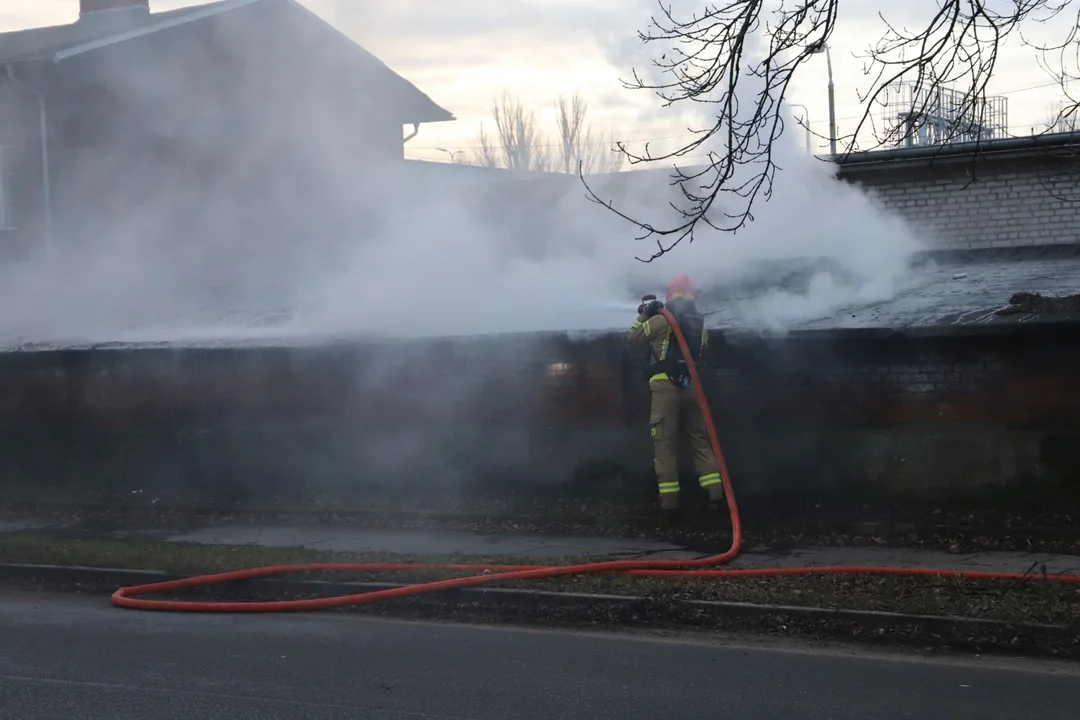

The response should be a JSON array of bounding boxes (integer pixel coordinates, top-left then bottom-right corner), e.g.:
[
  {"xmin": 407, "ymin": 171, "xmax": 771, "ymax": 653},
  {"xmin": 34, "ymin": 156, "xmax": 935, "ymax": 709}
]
[
  {"xmin": 0, "ymin": 0, "xmax": 926, "ymax": 348},
  {"xmin": 295, "ymin": 0, "xmax": 926, "ymax": 339}
]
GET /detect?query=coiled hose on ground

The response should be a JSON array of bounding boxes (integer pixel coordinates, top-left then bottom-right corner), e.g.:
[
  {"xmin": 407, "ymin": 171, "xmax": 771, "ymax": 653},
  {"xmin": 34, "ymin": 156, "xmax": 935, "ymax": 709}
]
[{"xmin": 111, "ymin": 308, "xmax": 1080, "ymax": 612}]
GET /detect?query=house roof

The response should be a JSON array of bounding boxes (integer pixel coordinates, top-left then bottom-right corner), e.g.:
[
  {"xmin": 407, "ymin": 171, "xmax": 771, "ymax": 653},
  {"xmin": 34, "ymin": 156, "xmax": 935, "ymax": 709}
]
[
  {"xmin": 835, "ymin": 130, "xmax": 1080, "ymax": 175},
  {"xmin": 694, "ymin": 252, "xmax": 1080, "ymax": 334},
  {"xmin": 0, "ymin": 0, "xmax": 243, "ymax": 62},
  {"xmin": 0, "ymin": 0, "xmax": 453, "ymax": 123},
  {"xmin": 4, "ymin": 250, "xmax": 1077, "ymax": 352}
]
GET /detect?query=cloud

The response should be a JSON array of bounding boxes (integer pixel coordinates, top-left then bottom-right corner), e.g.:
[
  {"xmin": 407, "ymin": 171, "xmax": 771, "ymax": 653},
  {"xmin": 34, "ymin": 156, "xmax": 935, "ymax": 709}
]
[{"xmin": 2, "ymin": 0, "xmax": 1070, "ymax": 155}]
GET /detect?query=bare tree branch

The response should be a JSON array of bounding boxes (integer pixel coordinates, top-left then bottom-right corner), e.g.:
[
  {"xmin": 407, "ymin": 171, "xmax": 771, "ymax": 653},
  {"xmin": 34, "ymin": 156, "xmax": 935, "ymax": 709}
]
[
  {"xmin": 556, "ymin": 93, "xmax": 589, "ymax": 174},
  {"xmin": 582, "ymin": 127, "xmax": 628, "ymax": 174},
  {"xmin": 1046, "ymin": 100, "xmax": 1080, "ymax": 132},
  {"xmin": 471, "ymin": 90, "xmax": 554, "ymax": 171},
  {"xmin": 472, "ymin": 123, "xmax": 500, "ymax": 167},
  {"xmin": 491, "ymin": 90, "xmax": 547, "ymax": 171},
  {"xmin": 851, "ymin": 0, "xmax": 1055, "ymax": 149},
  {"xmin": 1027, "ymin": 0, "xmax": 1080, "ymax": 132},
  {"xmin": 581, "ymin": 0, "xmax": 1080, "ymax": 262},
  {"xmin": 556, "ymin": 92, "xmax": 627, "ymax": 174}
]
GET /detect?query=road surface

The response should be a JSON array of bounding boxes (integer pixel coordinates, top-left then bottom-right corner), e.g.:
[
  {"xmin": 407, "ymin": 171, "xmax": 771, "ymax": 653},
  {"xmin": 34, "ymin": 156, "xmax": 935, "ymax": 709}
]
[{"xmin": 0, "ymin": 588, "xmax": 1076, "ymax": 719}]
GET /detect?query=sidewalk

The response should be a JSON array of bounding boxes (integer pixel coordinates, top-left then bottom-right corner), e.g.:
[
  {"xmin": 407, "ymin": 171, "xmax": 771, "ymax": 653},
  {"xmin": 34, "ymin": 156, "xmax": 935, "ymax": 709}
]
[{"xmin": 4, "ymin": 518, "xmax": 1078, "ymax": 576}]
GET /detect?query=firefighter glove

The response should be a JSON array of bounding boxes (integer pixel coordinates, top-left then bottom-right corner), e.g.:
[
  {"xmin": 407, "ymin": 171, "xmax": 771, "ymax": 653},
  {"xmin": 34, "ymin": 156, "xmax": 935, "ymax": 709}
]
[{"xmin": 639, "ymin": 297, "xmax": 664, "ymax": 317}]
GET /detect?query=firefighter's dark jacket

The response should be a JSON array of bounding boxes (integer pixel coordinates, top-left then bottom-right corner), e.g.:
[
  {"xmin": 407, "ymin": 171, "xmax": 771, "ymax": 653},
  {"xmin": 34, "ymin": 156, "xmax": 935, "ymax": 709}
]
[{"xmin": 626, "ymin": 300, "xmax": 708, "ymax": 383}]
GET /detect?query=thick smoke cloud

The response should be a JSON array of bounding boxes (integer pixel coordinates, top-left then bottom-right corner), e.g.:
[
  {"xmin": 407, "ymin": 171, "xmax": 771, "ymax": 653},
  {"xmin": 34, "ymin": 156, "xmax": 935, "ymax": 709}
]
[{"xmin": 0, "ymin": 0, "xmax": 926, "ymax": 348}]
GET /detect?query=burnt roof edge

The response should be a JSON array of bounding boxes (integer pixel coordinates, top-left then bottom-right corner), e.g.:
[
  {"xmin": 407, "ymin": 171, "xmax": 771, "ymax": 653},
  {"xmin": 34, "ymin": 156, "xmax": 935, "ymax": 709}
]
[{"xmin": 710, "ymin": 318, "xmax": 1080, "ymax": 343}]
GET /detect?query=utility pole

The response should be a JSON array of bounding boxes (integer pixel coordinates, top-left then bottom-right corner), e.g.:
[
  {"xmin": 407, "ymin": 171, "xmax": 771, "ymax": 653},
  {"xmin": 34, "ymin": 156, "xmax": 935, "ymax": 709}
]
[{"xmin": 811, "ymin": 43, "xmax": 837, "ymax": 156}]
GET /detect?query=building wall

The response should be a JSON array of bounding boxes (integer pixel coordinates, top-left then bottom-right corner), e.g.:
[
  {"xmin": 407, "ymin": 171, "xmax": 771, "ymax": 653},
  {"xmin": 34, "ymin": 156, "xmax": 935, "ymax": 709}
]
[
  {"xmin": 0, "ymin": 4, "xmax": 420, "ymax": 260},
  {"xmin": 1, "ymin": 325, "xmax": 1077, "ymax": 505},
  {"xmin": 202, "ymin": 0, "xmax": 409, "ymax": 165},
  {"xmin": 0, "ymin": 76, "xmax": 46, "ymax": 259},
  {"xmin": 686, "ymin": 327, "xmax": 1080, "ymax": 495},
  {"xmin": 410, "ymin": 148, "xmax": 1080, "ymax": 254},
  {"xmin": 838, "ymin": 153, "xmax": 1080, "ymax": 250}
]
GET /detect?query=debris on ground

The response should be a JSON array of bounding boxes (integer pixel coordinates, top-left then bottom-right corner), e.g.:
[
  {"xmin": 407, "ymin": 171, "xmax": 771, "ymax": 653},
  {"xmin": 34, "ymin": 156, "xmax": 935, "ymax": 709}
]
[
  {"xmin": 997, "ymin": 291, "xmax": 1080, "ymax": 316},
  {"xmin": 2, "ymin": 532, "xmax": 1078, "ymax": 627},
  {"xmin": 4, "ymin": 538, "xmax": 1079, "ymax": 661}
]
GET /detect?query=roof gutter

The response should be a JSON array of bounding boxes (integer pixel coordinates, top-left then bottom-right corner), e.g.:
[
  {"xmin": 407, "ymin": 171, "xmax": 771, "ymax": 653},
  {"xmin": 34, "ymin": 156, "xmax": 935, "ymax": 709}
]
[
  {"xmin": 836, "ymin": 131, "xmax": 1080, "ymax": 172},
  {"xmin": 52, "ymin": 0, "xmax": 262, "ymax": 62}
]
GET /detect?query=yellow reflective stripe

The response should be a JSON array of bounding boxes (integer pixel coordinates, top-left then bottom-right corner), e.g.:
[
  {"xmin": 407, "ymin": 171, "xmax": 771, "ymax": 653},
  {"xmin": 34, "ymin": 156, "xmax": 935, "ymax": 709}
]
[
  {"xmin": 659, "ymin": 330, "xmax": 670, "ymax": 359},
  {"xmin": 698, "ymin": 473, "xmax": 722, "ymax": 487},
  {"xmin": 657, "ymin": 481, "xmax": 680, "ymax": 494},
  {"xmin": 642, "ymin": 320, "xmax": 652, "ymax": 336},
  {"xmin": 649, "ymin": 372, "xmax": 669, "ymax": 383},
  {"xmin": 631, "ymin": 321, "xmax": 643, "ymax": 329}
]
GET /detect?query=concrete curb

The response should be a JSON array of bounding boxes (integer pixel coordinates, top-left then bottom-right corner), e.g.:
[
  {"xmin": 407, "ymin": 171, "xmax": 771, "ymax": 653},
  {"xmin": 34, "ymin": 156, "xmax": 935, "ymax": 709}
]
[{"xmin": 2, "ymin": 562, "xmax": 1076, "ymax": 651}]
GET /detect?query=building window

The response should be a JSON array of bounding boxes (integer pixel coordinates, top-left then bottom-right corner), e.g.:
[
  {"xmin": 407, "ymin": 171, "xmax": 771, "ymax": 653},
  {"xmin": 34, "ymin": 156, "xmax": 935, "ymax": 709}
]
[{"xmin": 0, "ymin": 145, "xmax": 14, "ymax": 231}]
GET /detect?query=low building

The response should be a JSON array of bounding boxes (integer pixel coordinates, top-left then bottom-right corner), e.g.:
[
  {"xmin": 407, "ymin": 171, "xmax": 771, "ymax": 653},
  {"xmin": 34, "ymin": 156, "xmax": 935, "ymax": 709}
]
[
  {"xmin": 835, "ymin": 132, "xmax": 1080, "ymax": 250},
  {"xmin": 0, "ymin": 0, "xmax": 453, "ymax": 262}
]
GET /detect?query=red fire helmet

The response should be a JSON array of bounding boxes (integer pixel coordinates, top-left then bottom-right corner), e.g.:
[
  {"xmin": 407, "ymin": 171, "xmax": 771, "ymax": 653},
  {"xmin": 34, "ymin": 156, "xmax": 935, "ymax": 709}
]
[{"xmin": 666, "ymin": 274, "xmax": 698, "ymax": 302}]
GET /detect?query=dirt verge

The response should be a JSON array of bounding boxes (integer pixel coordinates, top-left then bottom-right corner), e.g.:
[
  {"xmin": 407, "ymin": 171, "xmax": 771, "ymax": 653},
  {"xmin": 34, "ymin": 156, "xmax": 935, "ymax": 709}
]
[
  {"xmin": 3, "ymin": 492, "xmax": 1079, "ymax": 556},
  {"xmin": 2, "ymin": 532, "xmax": 1078, "ymax": 628}
]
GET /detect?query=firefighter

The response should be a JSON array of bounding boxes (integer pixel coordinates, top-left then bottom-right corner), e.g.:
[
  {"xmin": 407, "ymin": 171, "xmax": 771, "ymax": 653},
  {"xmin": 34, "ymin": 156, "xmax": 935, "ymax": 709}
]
[{"xmin": 627, "ymin": 274, "xmax": 725, "ymax": 517}]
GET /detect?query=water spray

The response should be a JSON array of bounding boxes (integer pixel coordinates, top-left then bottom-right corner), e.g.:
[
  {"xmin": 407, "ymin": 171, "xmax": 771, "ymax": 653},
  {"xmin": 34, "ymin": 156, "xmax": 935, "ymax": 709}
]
[{"xmin": 596, "ymin": 300, "xmax": 643, "ymax": 313}]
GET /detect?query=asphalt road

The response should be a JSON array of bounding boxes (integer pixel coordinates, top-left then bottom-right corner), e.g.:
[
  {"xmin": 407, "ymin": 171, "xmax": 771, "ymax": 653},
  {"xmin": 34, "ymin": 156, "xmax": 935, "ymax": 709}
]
[{"xmin": 0, "ymin": 589, "xmax": 1076, "ymax": 720}]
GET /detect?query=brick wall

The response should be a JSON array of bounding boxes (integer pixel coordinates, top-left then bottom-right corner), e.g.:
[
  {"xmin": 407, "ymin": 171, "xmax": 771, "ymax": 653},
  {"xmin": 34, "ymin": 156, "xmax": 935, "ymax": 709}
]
[
  {"xmin": 838, "ymin": 152, "xmax": 1080, "ymax": 250},
  {"xmin": 700, "ymin": 329, "xmax": 1079, "ymax": 427},
  {"xmin": 1, "ymin": 325, "xmax": 1078, "ymax": 503},
  {"xmin": 685, "ymin": 326, "xmax": 1080, "ymax": 495}
]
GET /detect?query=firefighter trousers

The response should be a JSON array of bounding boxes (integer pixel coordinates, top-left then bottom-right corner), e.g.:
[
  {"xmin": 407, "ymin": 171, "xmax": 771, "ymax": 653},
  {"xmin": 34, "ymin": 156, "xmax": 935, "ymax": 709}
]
[{"xmin": 648, "ymin": 378, "xmax": 724, "ymax": 505}]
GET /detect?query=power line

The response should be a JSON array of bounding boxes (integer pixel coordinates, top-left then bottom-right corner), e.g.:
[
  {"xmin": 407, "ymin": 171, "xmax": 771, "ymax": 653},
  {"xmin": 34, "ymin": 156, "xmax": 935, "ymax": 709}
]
[{"xmin": 999, "ymin": 78, "xmax": 1069, "ymax": 94}]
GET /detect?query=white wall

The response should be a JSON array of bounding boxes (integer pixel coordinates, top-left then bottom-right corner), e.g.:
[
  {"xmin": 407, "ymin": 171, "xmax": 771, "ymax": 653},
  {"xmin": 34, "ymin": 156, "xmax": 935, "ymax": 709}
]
[{"xmin": 842, "ymin": 159, "xmax": 1080, "ymax": 250}]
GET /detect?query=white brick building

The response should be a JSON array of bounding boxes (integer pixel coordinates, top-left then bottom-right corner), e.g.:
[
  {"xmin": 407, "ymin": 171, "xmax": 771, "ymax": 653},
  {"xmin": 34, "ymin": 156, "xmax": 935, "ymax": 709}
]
[{"xmin": 836, "ymin": 133, "xmax": 1080, "ymax": 250}]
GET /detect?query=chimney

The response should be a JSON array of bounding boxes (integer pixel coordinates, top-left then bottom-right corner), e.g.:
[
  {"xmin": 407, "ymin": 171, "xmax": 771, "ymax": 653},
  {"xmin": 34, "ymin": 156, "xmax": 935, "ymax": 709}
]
[{"xmin": 80, "ymin": 0, "xmax": 150, "ymax": 16}]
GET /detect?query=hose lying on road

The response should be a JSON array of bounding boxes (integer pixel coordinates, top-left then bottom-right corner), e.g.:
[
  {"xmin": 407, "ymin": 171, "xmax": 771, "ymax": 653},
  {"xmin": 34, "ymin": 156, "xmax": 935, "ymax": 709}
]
[{"xmin": 111, "ymin": 307, "xmax": 1080, "ymax": 612}]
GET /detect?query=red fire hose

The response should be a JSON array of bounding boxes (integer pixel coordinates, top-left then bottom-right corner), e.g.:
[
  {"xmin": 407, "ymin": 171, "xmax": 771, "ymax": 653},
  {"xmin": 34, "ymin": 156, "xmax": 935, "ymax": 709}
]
[{"xmin": 111, "ymin": 307, "xmax": 1080, "ymax": 612}]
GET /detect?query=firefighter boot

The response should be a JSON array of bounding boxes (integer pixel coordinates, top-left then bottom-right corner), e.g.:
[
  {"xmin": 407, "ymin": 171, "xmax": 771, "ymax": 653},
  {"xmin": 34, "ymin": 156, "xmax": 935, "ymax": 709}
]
[
  {"xmin": 699, "ymin": 473, "xmax": 725, "ymax": 514},
  {"xmin": 658, "ymin": 483, "xmax": 681, "ymax": 519},
  {"xmin": 705, "ymin": 486, "xmax": 725, "ymax": 514}
]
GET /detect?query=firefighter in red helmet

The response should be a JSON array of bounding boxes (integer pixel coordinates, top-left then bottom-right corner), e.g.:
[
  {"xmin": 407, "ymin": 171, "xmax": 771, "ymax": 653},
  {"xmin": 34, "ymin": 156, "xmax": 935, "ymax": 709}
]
[{"xmin": 627, "ymin": 274, "xmax": 725, "ymax": 517}]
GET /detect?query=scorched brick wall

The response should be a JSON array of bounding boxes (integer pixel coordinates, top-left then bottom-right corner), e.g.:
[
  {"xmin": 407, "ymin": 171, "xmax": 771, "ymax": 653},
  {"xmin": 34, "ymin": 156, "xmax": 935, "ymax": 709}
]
[
  {"xmin": 1, "ymin": 324, "xmax": 1079, "ymax": 503},
  {"xmin": 620, "ymin": 325, "xmax": 1080, "ymax": 494},
  {"xmin": 701, "ymin": 337, "xmax": 1077, "ymax": 427}
]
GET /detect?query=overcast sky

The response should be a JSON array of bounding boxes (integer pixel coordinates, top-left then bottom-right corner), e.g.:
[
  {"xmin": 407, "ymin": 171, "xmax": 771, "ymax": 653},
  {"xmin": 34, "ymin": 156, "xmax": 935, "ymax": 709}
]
[{"xmin": 2, "ymin": 0, "xmax": 1074, "ymax": 164}]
